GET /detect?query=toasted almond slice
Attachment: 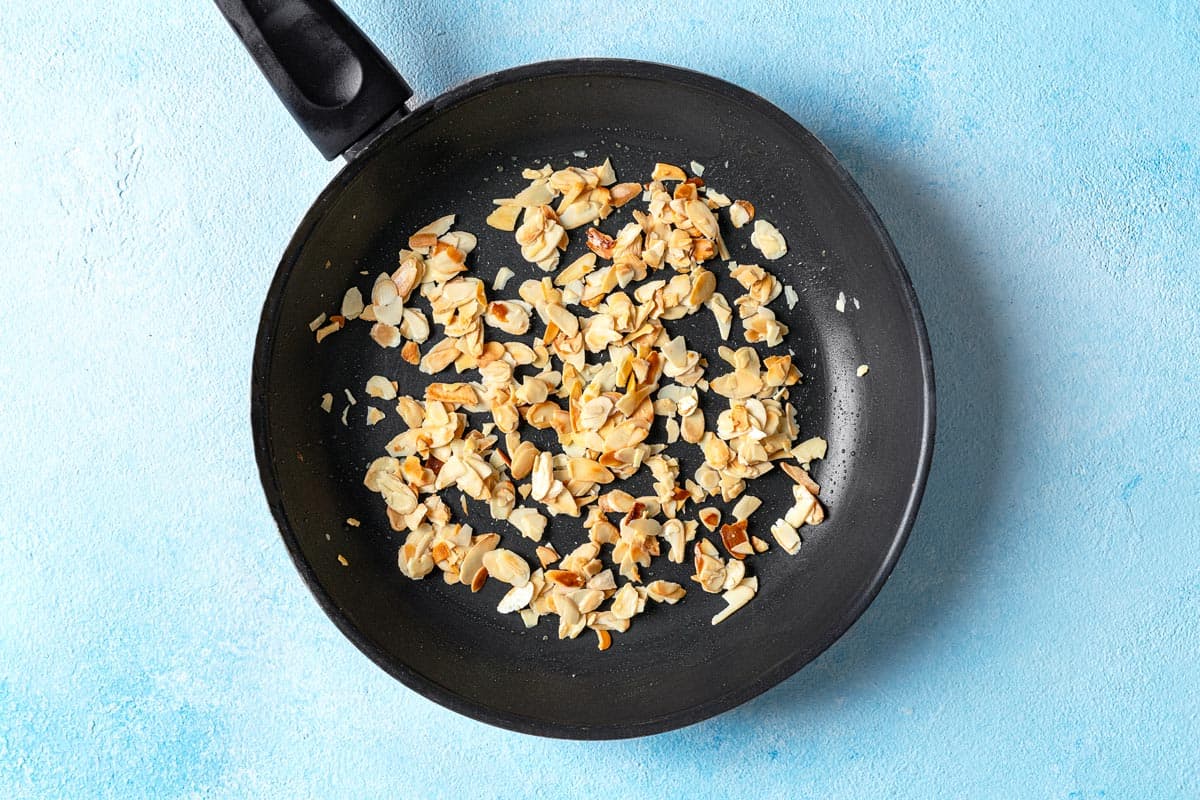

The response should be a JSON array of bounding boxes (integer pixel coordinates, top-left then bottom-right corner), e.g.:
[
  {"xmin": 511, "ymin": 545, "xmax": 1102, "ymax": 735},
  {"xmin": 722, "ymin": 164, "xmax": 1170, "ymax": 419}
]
[
  {"xmin": 369, "ymin": 322, "xmax": 402, "ymax": 348},
  {"xmin": 545, "ymin": 569, "xmax": 584, "ymax": 589},
  {"xmin": 486, "ymin": 204, "xmax": 521, "ymax": 231},
  {"xmin": 319, "ymin": 393, "xmax": 333, "ymax": 413},
  {"xmin": 536, "ymin": 545, "xmax": 560, "ymax": 567},
  {"xmin": 426, "ymin": 382, "xmax": 478, "ymax": 406},
  {"xmin": 556, "ymin": 595, "xmax": 586, "ymax": 639},
  {"xmin": 408, "ymin": 214, "xmax": 455, "ymax": 249},
  {"xmin": 610, "ymin": 583, "xmax": 640, "ymax": 620},
  {"xmin": 680, "ymin": 410, "xmax": 705, "ymax": 444},
  {"xmin": 729, "ymin": 199, "xmax": 755, "ymax": 228},
  {"xmin": 607, "ymin": 182, "xmax": 642, "ymax": 208},
  {"xmin": 585, "ymin": 227, "xmax": 616, "ymax": 259},
  {"xmin": 482, "ymin": 548, "xmax": 530, "ymax": 587},
  {"xmin": 595, "ymin": 628, "xmax": 612, "ymax": 651},
  {"xmin": 467, "ymin": 566, "xmax": 487, "ymax": 592},
  {"xmin": 645, "ymin": 580, "xmax": 686, "ymax": 604},
  {"xmin": 458, "ymin": 533, "xmax": 501, "ymax": 586},
  {"xmin": 781, "ymin": 461, "xmax": 821, "ymax": 496},
  {"xmin": 315, "ymin": 320, "xmax": 342, "ymax": 343},
  {"xmin": 719, "ymin": 519, "xmax": 750, "ymax": 560},
  {"xmin": 651, "ymin": 162, "xmax": 686, "ymax": 181},
  {"xmin": 698, "ymin": 507, "xmax": 720, "ymax": 531}
]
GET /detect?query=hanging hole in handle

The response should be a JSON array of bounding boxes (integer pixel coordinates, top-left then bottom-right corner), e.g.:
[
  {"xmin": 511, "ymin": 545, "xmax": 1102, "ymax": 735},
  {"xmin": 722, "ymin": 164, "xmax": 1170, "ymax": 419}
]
[{"xmin": 258, "ymin": 1, "xmax": 364, "ymax": 108}]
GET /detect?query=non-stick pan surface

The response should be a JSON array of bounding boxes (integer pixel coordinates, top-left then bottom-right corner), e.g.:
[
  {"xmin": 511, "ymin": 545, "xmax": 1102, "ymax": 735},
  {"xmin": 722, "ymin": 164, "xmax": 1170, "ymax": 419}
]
[{"xmin": 250, "ymin": 58, "xmax": 933, "ymax": 738}]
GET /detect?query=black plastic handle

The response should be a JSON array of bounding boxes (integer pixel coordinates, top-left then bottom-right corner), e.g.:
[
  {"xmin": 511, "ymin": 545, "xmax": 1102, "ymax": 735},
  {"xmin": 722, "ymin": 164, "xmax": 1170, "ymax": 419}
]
[{"xmin": 215, "ymin": 0, "xmax": 412, "ymax": 160}]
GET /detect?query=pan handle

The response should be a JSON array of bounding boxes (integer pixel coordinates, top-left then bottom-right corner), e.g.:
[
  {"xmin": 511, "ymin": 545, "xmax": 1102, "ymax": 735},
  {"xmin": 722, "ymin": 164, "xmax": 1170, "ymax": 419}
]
[{"xmin": 214, "ymin": 0, "xmax": 412, "ymax": 160}]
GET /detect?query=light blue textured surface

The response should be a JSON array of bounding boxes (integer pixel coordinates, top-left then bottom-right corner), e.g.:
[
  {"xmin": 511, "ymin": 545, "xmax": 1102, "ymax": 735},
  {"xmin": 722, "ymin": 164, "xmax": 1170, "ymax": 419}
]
[{"xmin": 2, "ymin": 1, "xmax": 1198, "ymax": 797}]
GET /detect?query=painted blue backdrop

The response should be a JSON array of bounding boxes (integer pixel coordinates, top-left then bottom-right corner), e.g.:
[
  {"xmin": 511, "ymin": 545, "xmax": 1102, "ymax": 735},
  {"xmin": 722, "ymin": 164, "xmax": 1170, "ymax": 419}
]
[{"xmin": 1, "ymin": 1, "xmax": 1197, "ymax": 797}]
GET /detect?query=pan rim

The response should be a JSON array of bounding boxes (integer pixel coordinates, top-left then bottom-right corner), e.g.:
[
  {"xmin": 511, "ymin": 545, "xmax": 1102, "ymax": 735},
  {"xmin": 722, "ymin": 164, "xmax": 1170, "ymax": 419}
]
[{"xmin": 250, "ymin": 57, "xmax": 936, "ymax": 739}]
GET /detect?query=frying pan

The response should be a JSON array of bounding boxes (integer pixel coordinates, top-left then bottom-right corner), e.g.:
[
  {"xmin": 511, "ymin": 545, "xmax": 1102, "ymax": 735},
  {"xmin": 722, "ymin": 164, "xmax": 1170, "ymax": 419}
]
[{"xmin": 219, "ymin": 0, "xmax": 935, "ymax": 738}]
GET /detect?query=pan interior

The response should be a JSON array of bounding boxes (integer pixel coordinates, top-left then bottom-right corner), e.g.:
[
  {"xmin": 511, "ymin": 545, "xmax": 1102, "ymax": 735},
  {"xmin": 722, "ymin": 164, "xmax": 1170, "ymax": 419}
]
[{"xmin": 256, "ymin": 64, "xmax": 931, "ymax": 737}]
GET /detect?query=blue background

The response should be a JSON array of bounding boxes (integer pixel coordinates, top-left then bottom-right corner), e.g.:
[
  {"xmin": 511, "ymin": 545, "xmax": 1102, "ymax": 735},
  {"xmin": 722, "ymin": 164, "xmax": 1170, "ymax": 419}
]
[{"xmin": 2, "ymin": 1, "xmax": 1198, "ymax": 797}]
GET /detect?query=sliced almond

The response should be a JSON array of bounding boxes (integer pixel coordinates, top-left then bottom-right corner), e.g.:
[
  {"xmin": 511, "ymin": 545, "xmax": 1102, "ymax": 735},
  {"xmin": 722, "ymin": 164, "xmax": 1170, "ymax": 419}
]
[
  {"xmin": 486, "ymin": 204, "xmax": 521, "ymax": 231},
  {"xmin": 482, "ymin": 549, "xmax": 530, "ymax": 587},
  {"xmin": 719, "ymin": 519, "xmax": 750, "ymax": 560},
  {"xmin": 711, "ymin": 577, "xmax": 757, "ymax": 625},
  {"xmin": 651, "ymin": 162, "xmax": 687, "ymax": 182},
  {"xmin": 497, "ymin": 581, "xmax": 535, "ymax": 613},
  {"xmin": 750, "ymin": 219, "xmax": 787, "ymax": 260}
]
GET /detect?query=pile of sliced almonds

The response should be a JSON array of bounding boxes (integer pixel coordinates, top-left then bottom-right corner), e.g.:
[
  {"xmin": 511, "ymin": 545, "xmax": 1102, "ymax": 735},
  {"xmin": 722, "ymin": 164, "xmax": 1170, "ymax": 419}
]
[{"xmin": 314, "ymin": 157, "xmax": 828, "ymax": 649}]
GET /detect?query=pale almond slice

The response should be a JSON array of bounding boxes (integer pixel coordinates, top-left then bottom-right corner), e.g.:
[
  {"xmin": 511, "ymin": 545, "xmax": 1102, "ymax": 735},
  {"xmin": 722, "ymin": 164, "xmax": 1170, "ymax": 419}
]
[
  {"xmin": 731, "ymin": 495, "xmax": 761, "ymax": 522},
  {"xmin": 750, "ymin": 220, "xmax": 787, "ymax": 260},
  {"xmin": 492, "ymin": 266, "xmax": 515, "ymax": 291},
  {"xmin": 722, "ymin": 558, "xmax": 746, "ymax": 591},
  {"xmin": 341, "ymin": 287, "xmax": 364, "ymax": 320},
  {"xmin": 497, "ymin": 582, "xmax": 535, "ymax": 613},
  {"xmin": 770, "ymin": 519, "xmax": 802, "ymax": 555},
  {"xmin": 711, "ymin": 576, "xmax": 758, "ymax": 625},
  {"xmin": 791, "ymin": 436, "xmax": 828, "ymax": 466},
  {"xmin": 784, "ymin": 284, "xmax": 799, "ymax": 310},
  {"xmin": 508, "ymin": 506, "xmax": 548, "ymax": 541},
  {"xmin": 365, "ymin": 375, "xmax": 398, "ymax": 400}
]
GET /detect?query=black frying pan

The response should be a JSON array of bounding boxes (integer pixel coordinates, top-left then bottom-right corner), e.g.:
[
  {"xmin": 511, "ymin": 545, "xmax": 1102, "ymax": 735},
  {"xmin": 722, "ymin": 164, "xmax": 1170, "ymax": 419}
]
[{"xmin": 219, "ymin": 0, "xmax": 935, "ymax": 738}]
